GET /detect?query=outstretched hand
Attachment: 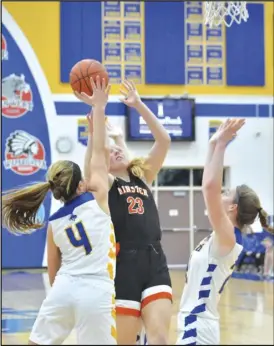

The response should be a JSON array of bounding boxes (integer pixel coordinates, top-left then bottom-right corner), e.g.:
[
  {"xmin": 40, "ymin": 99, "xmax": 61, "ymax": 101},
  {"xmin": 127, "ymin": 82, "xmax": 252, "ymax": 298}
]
[
  {"xmin": 74, "ymin": 75, "xmax": 111, "ymax": 108},
  {"xmin": 86, "ymin": 114, "xmax": 123, "ymax": 139},
  {"xmin": 119, "ymin": 79, "xmax": 141, "ymax": 108},
  {"xmin": 106, "ymin": 119, "xmax": 123, "ymax": 139},
  {"xmin": 212, "ymin": 118, "xmax": 245, "ymax": 144}
]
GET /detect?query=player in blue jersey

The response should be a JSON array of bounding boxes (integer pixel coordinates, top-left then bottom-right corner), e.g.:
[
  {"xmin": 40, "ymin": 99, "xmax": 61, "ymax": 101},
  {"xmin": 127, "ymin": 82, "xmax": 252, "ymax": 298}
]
[
  {"xmin": 2, "ymin": 76, "xmax": 117, "ymax": 345},
  {"xmin": 176, "ymin": 118, "xmax": 274, "ymax": 345}
]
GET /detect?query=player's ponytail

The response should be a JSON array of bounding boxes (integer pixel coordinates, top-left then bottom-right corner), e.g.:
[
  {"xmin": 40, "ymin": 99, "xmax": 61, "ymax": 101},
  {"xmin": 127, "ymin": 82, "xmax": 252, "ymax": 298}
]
[
  {"xmin": 2, "ymin": 160, "xmax": 83, "ymax": 235},
  {"xmin": 128, "ymin": 157, "xmax": 150, "ymax": 179},
  {"xmin": 258, "ymin": 208, "xmax": 274, "ymax": 234},
  {"xmin": 235, "ymin": 184, "xmax": 274, "ymax": 234},
  {"xmin": 2, "ymin": 182, "xmax": 50, "ymax": 235}
]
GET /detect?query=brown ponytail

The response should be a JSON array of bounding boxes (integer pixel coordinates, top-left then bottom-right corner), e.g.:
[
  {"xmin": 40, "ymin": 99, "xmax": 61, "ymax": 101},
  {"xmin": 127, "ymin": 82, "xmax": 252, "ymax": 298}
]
[
  {"xmin": 234, "ymin": 185, "xmax": 274, "ymax": 234},
  {"xmin": 258, "ymin": 208, "xmax": 274, "ymax": 234},
  {"xmin": 2, "ymin": 182, "xmax": 50, "ymax": 234},
  {"xmin": 128, "ymin": 157, "xmax": 150, "ymax": 179}
]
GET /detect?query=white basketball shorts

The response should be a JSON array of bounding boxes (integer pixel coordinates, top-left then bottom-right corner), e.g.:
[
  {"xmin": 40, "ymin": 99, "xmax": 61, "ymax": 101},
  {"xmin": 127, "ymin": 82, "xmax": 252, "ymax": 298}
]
[
  {"xmin": 176, "ymin": 312, "xmax": 220, "ymax": 345},
  {"xmin": 29, "ymin": 274, "xmax": 116, "ymax": 345}
]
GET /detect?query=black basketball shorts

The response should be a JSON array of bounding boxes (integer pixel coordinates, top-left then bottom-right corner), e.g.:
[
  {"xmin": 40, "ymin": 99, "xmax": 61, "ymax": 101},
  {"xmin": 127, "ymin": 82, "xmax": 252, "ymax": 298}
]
[{"xmin": 115, "ymin": 241, "xmax": 172, "ymax": 317}]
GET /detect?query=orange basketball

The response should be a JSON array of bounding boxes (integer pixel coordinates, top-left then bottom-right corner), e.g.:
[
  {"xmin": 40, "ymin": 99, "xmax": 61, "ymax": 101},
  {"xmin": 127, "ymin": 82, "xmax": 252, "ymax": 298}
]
[{"xmin": 69, "ymin": 59, "xmax": 109, "ymax": 96}]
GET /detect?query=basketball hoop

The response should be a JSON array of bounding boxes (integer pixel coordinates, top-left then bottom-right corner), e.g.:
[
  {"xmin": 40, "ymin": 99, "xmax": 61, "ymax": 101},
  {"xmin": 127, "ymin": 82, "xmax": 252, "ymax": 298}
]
[{"xmin": 204, "ymin": 2, "xmax": 249, "ymax": 28}]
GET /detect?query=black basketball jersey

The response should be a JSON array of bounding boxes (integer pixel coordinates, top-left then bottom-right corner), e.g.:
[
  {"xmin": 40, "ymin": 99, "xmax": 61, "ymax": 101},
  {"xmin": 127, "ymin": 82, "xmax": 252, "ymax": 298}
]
[{"xmin": 108, "ymin": 173, "xmax": 161, "ymax": 243}]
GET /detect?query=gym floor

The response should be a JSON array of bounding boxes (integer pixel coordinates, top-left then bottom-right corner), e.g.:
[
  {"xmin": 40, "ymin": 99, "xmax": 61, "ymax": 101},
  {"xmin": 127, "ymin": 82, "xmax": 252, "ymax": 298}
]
[{"xmin": 2, "ymin": 269, "xmax": 273, "ymax": 345}]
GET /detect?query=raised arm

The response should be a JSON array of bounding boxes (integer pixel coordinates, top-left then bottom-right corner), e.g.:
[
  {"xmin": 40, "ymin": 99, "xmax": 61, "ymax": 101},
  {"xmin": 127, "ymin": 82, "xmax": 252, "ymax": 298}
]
[
  {"xmin": 120, "ymin": 80, "xmax": 171, "ymax": 185},
  {"xmin": 205, "ymin": 131, "xmax": 219, "ymax": 167},
  {"xmin": 84, "ymin": 109, "xmax": 93, "ymax": 180},
  {"xmin": 82, "ymin": 114, "xmax": 129, "ymax": 187},
  {"xmin": 75, "ymin": 76, "xmax": 111, "ymax": 213},
  {"xmin": 202, "ymin": 119, "xmax": 245, "ymax": 249}
]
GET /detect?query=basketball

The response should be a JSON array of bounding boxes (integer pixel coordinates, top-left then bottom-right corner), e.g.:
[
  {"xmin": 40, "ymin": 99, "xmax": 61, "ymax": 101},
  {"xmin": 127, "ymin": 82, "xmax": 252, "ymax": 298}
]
[{"xmin": 69, "ymin": 59, "xmax": 109, "ymax": 96}]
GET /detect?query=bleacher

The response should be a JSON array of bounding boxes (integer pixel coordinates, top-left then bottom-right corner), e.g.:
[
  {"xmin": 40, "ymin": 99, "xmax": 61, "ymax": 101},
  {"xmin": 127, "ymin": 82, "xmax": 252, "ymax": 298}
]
[{"xmin": 232, "ymin": 229, "xmax": 274, "ymax": 281}]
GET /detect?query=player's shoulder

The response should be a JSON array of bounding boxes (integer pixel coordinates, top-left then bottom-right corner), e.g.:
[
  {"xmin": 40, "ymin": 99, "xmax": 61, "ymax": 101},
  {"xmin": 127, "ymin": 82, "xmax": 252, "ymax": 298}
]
[
  {"xmin": 129, "ymin": 173, "xmax": 153, "ymax": 193},
  {"xmin": 49, "ymin": 192, "xmax": 95, "ymax": 222}
]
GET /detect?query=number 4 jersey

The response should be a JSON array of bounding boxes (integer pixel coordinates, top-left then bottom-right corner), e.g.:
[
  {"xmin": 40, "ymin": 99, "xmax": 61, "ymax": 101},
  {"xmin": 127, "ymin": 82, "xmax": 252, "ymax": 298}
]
[
  {"xmin": 108, "ymin": 173, "xmax": 162, "ymax": 244},
  {"xmin": 179, "ymin": 228, "xmax": 243, "ymax": 320},
  {"xmin": 49, "ymin": 192, "xmax": 116, "ymax": 284}
]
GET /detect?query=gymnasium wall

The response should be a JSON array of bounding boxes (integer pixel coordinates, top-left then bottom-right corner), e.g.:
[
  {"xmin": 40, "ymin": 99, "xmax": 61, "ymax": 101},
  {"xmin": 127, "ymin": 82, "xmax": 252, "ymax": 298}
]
[{"xmin": 2, "ymin": 2, "xmax": 273, "ymax": 268}]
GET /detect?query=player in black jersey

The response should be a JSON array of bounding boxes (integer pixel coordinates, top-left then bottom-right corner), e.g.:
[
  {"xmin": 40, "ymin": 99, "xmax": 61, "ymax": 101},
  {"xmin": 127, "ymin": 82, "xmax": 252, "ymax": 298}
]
[{"xmin": 77, "ymin": 80, "xmax": 172, "ymax": 345}]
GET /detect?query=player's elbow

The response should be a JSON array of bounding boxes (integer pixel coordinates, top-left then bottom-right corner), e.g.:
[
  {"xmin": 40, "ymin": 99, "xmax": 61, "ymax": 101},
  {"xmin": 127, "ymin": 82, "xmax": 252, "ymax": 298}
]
[
  {"xmin": 161, "ymin": 133, "xmax": 171, "ymax": 146},
  {"xmin": 154, "ymin": 131, "xmax": 171, "ymax": 148},
  {"xmin": 202, "ymin": 181, "xmax": 218, "ymax": 194}
]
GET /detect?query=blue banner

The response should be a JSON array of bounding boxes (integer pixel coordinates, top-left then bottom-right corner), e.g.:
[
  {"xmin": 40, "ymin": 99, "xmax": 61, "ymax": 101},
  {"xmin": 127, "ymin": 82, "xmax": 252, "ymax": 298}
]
[
  {"xmin": 125, "ymin": 65, "xmax": 142, "ymax": 84},
  {"xmin": 105, "ymin": 64, "xmax": 122, "ymax": 84},
  {"xmin": 2, "ymin": 23, "xmax": 52, "ymax": 268},
  {"xmin": 124, "ymin": 21, "xmax": 142, "ymax": 40},
  {"xmin": 124, "ymin": 43, "xmax": 142, "ymax": 62},
  {"xmin": 185, "ymin": 2, "xmax": 225, "ymax": 86},
  {"xmin": 104, "ymin": 42, "xmax": 121, "ymax": 62},
  {"xmin": 124, "ymin": 2, "xmax": 141, "ymax": 18},
  {"xmin": 103, "ymin": 20, "xmax": 121, "ymax": 40},
  {"xmin": 103, "ymin": 2, "xmax": 121, "ymax": 17}
]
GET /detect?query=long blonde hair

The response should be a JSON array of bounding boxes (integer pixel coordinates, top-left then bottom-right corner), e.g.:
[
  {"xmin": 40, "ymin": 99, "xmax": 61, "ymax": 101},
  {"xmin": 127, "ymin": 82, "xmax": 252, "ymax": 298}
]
[
  {"xmin": 2, "ymin": 160, "xmax": 81, "ymax": 235},
  {"xmin": 127, "ymin": 157, "xmax": 150, "ymax": 179}
]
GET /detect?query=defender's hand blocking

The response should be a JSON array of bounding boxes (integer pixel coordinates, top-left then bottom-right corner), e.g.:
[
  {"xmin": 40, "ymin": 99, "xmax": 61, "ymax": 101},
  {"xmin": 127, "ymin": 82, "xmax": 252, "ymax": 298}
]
[
  {"xmin": 119, "ymin": 79, "xmax": 141, "ymax": 108},
  {"xmin": 75, "ymin": 75, "xmax": 111, "ymax": 108},
  {"xmin": 106, "ymin": 120, "xmax": 123, "ymax": 140},
  {"xmin": 86, "ymin": 114, "xmax": 122, "ymax": 139},
  {"xmin": 212, "ymin": 118, "xmax": 245, "ymax": 144}
]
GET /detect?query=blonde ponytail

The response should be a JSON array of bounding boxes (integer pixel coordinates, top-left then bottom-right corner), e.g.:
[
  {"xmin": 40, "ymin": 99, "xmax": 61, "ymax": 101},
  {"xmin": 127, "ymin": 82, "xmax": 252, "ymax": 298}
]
[
  {"xmin": 2, "ymin": 182, "xmax": 50, "ymax": 234},
  {"xmin": 2, "ymin": 160, "xmax": 83, "ymax": 235},
  {"xmin": 128, "ymin": 157, "xmax": 150, "ymax": 179}
]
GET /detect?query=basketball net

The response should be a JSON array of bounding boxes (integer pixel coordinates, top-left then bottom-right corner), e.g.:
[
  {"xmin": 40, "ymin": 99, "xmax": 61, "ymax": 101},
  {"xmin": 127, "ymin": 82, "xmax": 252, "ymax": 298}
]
[{"xmin": 204, "ymin": 2, "xmax": 249, "ymax": 28}]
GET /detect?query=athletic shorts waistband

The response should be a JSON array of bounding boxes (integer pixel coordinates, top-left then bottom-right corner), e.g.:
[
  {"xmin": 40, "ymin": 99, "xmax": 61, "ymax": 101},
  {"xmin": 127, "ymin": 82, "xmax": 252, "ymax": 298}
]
[{"xmin": 117, "ymin": 240, "xmax": 162, "ymax": 250}]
